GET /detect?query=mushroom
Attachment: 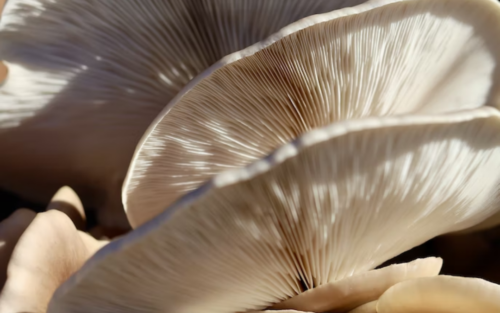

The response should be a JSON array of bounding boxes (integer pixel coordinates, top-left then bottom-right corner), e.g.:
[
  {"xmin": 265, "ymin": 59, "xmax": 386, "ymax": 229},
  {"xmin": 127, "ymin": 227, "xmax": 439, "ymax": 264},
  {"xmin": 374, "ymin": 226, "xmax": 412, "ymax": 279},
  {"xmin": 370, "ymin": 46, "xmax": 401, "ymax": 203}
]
[
  {"xmin": 0, "ymin": 208, "xmax": 36, "ymax": 290},
  {"xmin": 123, "ymin": 0, "xmax": 500, "ymax": 228},
  {"xmin": 0, "ymin": 186, "xmax": 108, "ymax": 313},
  {"xmin": 48, "ymin": 109, "xmax": 500, "ymax": 313},
  {"xmin": 270, "ymin": 258, "xmax": 443, "ymax": 312},
  {"xmin": 0, "ymin": 0, "xmax": 367, "ymax": 230},
  {"xmin": 375, "ymin": 276, "xmax": 500, "ymax": 312},
  {"xmin": 167, "ymin": 258, "xmax": 442, "ymax": 313}
]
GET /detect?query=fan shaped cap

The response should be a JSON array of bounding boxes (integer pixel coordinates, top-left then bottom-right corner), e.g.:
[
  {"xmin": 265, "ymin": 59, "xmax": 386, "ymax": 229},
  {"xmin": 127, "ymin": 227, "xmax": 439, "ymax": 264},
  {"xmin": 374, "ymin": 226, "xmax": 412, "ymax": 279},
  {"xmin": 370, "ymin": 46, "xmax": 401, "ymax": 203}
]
[
  {"xmin": 0, "ymin": 208, "xmax": 36, "ymax": 289},
  {"xmin": 123, "ymin": 0, "xmax": 500, "ymax": 227},
  {"xmin": 0, "ymin": 0, "xmax": 367, "ymax": 229},
  {"xmin": 49, "ymin": 108, "xmax": 500, "ymax": 313}
]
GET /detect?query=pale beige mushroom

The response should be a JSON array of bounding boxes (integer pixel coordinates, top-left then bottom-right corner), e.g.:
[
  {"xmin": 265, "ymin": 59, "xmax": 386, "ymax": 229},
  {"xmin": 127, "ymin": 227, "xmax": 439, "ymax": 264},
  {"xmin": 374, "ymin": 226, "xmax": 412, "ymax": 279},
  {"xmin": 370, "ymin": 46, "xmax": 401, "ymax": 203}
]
[
  {"xmin": 0, "ymin": 0, "xmax": 366, "ymax": 230},
  {"xmin": 376, "ymin": 276, "xmax": 500, "ymax": 312},
  {"xmin": 271, "ymin": 258, "xmax": 442, "ymax": 312},
  {"xmin": 0, "ymin": 210, "xmax": 92, "ymax": 312},
  {"xmin": 48, "ymin": 109, "xmax": 500, "ymax": 313},
  {"xmin": 0, "ymin": 208, "xmax": 36, "ymax": 290},
  {"xmin": 0, "ymin": 187, "xmax": 108, "ymax": 313},
  {"xmin": 123, "ymin": 0, "xmax": 500, "ymax": 228}
]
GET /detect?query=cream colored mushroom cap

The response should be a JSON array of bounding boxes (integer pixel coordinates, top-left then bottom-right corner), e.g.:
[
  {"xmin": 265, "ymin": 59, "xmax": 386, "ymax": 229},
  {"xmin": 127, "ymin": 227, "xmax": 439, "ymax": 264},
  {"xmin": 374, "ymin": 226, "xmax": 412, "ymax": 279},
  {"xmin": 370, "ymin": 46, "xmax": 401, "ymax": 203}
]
[
  {"xmin": 0, "ymin": 209, "xmax": 36, "ymax": 289},
  {"xmin": 0, "ymin": 186, "xmax": 108, "ymax": 313},
  {"xmin": 376, "ymin": 276, "xmax": 500, "ymax": 312},
  {"xmin": 0, "ymin": 211, "xmax": 90, "ymax": 313},
  {"xmin": 50, "ymin": 108, "xmax": 500, "ymax": 313},
  {"xmin": 123, "ymin": 0, "xmax": 500, "ymax": 228}
]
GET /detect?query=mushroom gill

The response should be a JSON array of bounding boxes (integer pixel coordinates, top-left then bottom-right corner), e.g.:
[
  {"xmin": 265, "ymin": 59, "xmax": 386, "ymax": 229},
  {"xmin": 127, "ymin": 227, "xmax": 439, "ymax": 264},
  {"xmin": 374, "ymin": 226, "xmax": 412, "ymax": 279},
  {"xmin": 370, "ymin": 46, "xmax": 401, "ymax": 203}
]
[
  {"xmin": 49, "ymin": 109, "xmax": 500, "ymax": 313},
  {"xmin": 123, "ymin": 0, "xmax": 500, "ymax": 228},
  {"xmin": 0, "ymin": 0, "xmax": 367, "ymax": 229}
]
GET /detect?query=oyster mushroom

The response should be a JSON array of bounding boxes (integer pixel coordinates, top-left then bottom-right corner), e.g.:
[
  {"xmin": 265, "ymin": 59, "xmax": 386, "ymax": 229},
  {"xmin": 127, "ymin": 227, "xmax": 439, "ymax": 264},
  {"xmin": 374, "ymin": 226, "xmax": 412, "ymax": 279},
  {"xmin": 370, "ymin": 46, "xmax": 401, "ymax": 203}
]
[
  {"xmin": 0, "ymin": 0, "xmax": 366, "ymax": 229},
  {"xmin": 271, "ymin": 258, "xmax": 442, "ymax": 312},
  {"xmin": 0, "ymin": 208, "xmax": 36, "ymax": 290},
  {"xmin": 0, "ymin": 187, "xmax": 107, "ymax": 313},
  {"xmin": 124, "ymin": 0, "xmax": 500, "ymax": 227},
  {"xmin": 48, "ymin": 109, "xmax": 500, "ymax": 313},
  {"xmin": 375, "ymin": 276, "xmax": 500, "ymax": 312}
]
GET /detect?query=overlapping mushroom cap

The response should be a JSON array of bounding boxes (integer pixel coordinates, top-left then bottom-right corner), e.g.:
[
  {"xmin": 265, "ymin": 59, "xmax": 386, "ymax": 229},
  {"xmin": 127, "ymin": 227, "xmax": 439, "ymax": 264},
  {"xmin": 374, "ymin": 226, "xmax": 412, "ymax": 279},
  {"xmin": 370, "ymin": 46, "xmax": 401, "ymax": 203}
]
[
  {"xmin": 0, "ymin": 0, "xmax": 366, "ymax": 228},
  {"xmin": 49, "ymin": 108, "xmax": 500, "ymax": 313},
  {"xmin": 2, "ymin": 0, "xmax": 500, "ymax": 312},
  {"xmin": 0, "ymin": 187, "xmax": 107, "ymax": 313},
  {"xmin": 350, "ymin": 276, "xmax": 500, "ymax": 313},
  {"xmin": 123, "ymin": 0, "xmax": 500, "ymax": 228},
  {"xmin": 255, "ymin": 276, "xmax": 500, "ymax": 313}
]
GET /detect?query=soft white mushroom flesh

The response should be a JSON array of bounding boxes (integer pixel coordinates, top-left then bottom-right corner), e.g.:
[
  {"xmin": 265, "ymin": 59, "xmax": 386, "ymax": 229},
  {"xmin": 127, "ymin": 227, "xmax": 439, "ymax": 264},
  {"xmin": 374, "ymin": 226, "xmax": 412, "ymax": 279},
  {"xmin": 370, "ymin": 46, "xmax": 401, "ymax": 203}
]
[
  {"xmin": 49, "ymin": 109, "xmax": 500, "ymax": 313},
  {"xmin": 123, "ymin": 0, "xmax": 500, "ymax": 227},
  {"xmin": 376, "ymin": 276, "xmax": 500, "ymax": 312},
  {"xmin": 0, "ymin": 0, "xmax": 367, "ymax": 229}
]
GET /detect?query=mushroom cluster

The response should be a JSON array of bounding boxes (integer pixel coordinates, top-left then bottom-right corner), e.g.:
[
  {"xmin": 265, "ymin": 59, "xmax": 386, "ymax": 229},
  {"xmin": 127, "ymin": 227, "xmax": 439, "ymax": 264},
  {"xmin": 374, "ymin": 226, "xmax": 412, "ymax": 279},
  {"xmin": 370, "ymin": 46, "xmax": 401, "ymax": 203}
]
[
  {"xmin": 0, "ymin": 0, "xmax": 367, "ymax": 229},
  {"xmin": 1, "ymin": 0, "xmax": 500, "ymax": 312},
  {"xmin": 0, "ymin": 187, "xmax": 108, "ymax": 313}
]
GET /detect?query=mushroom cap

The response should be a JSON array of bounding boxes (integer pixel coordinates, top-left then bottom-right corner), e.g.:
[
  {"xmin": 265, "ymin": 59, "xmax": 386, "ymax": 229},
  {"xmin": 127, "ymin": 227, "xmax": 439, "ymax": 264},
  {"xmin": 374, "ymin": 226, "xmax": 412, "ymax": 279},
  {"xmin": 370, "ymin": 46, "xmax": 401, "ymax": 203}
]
[
  {"xmin": 0, "ymin": 208, "xmax": 36, "ymax": 290},
  {"xmin": 123, "ymin": 0, "xmax": 500, "ymax": 228},
  {"xmin": 0, "ymin": 186, "xmax": 107, "ymax": 312},
  {"xmin": 49, "ymin": 108, "xmax": 500, "ymax": 313},
  {"xmin": 0, "ymin": 211, "xmax": 91, "ymax": 313},
  {"xmin": 376, "ymin": 276, "xmax": 500, "ymax": 312},
  {"xmin": 272, "ymin": 257, "xmax": 442, "ymax": 312},
  {"xmin": 0, "ymin": 0, "xmax": 367, "ymax": 229}
]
